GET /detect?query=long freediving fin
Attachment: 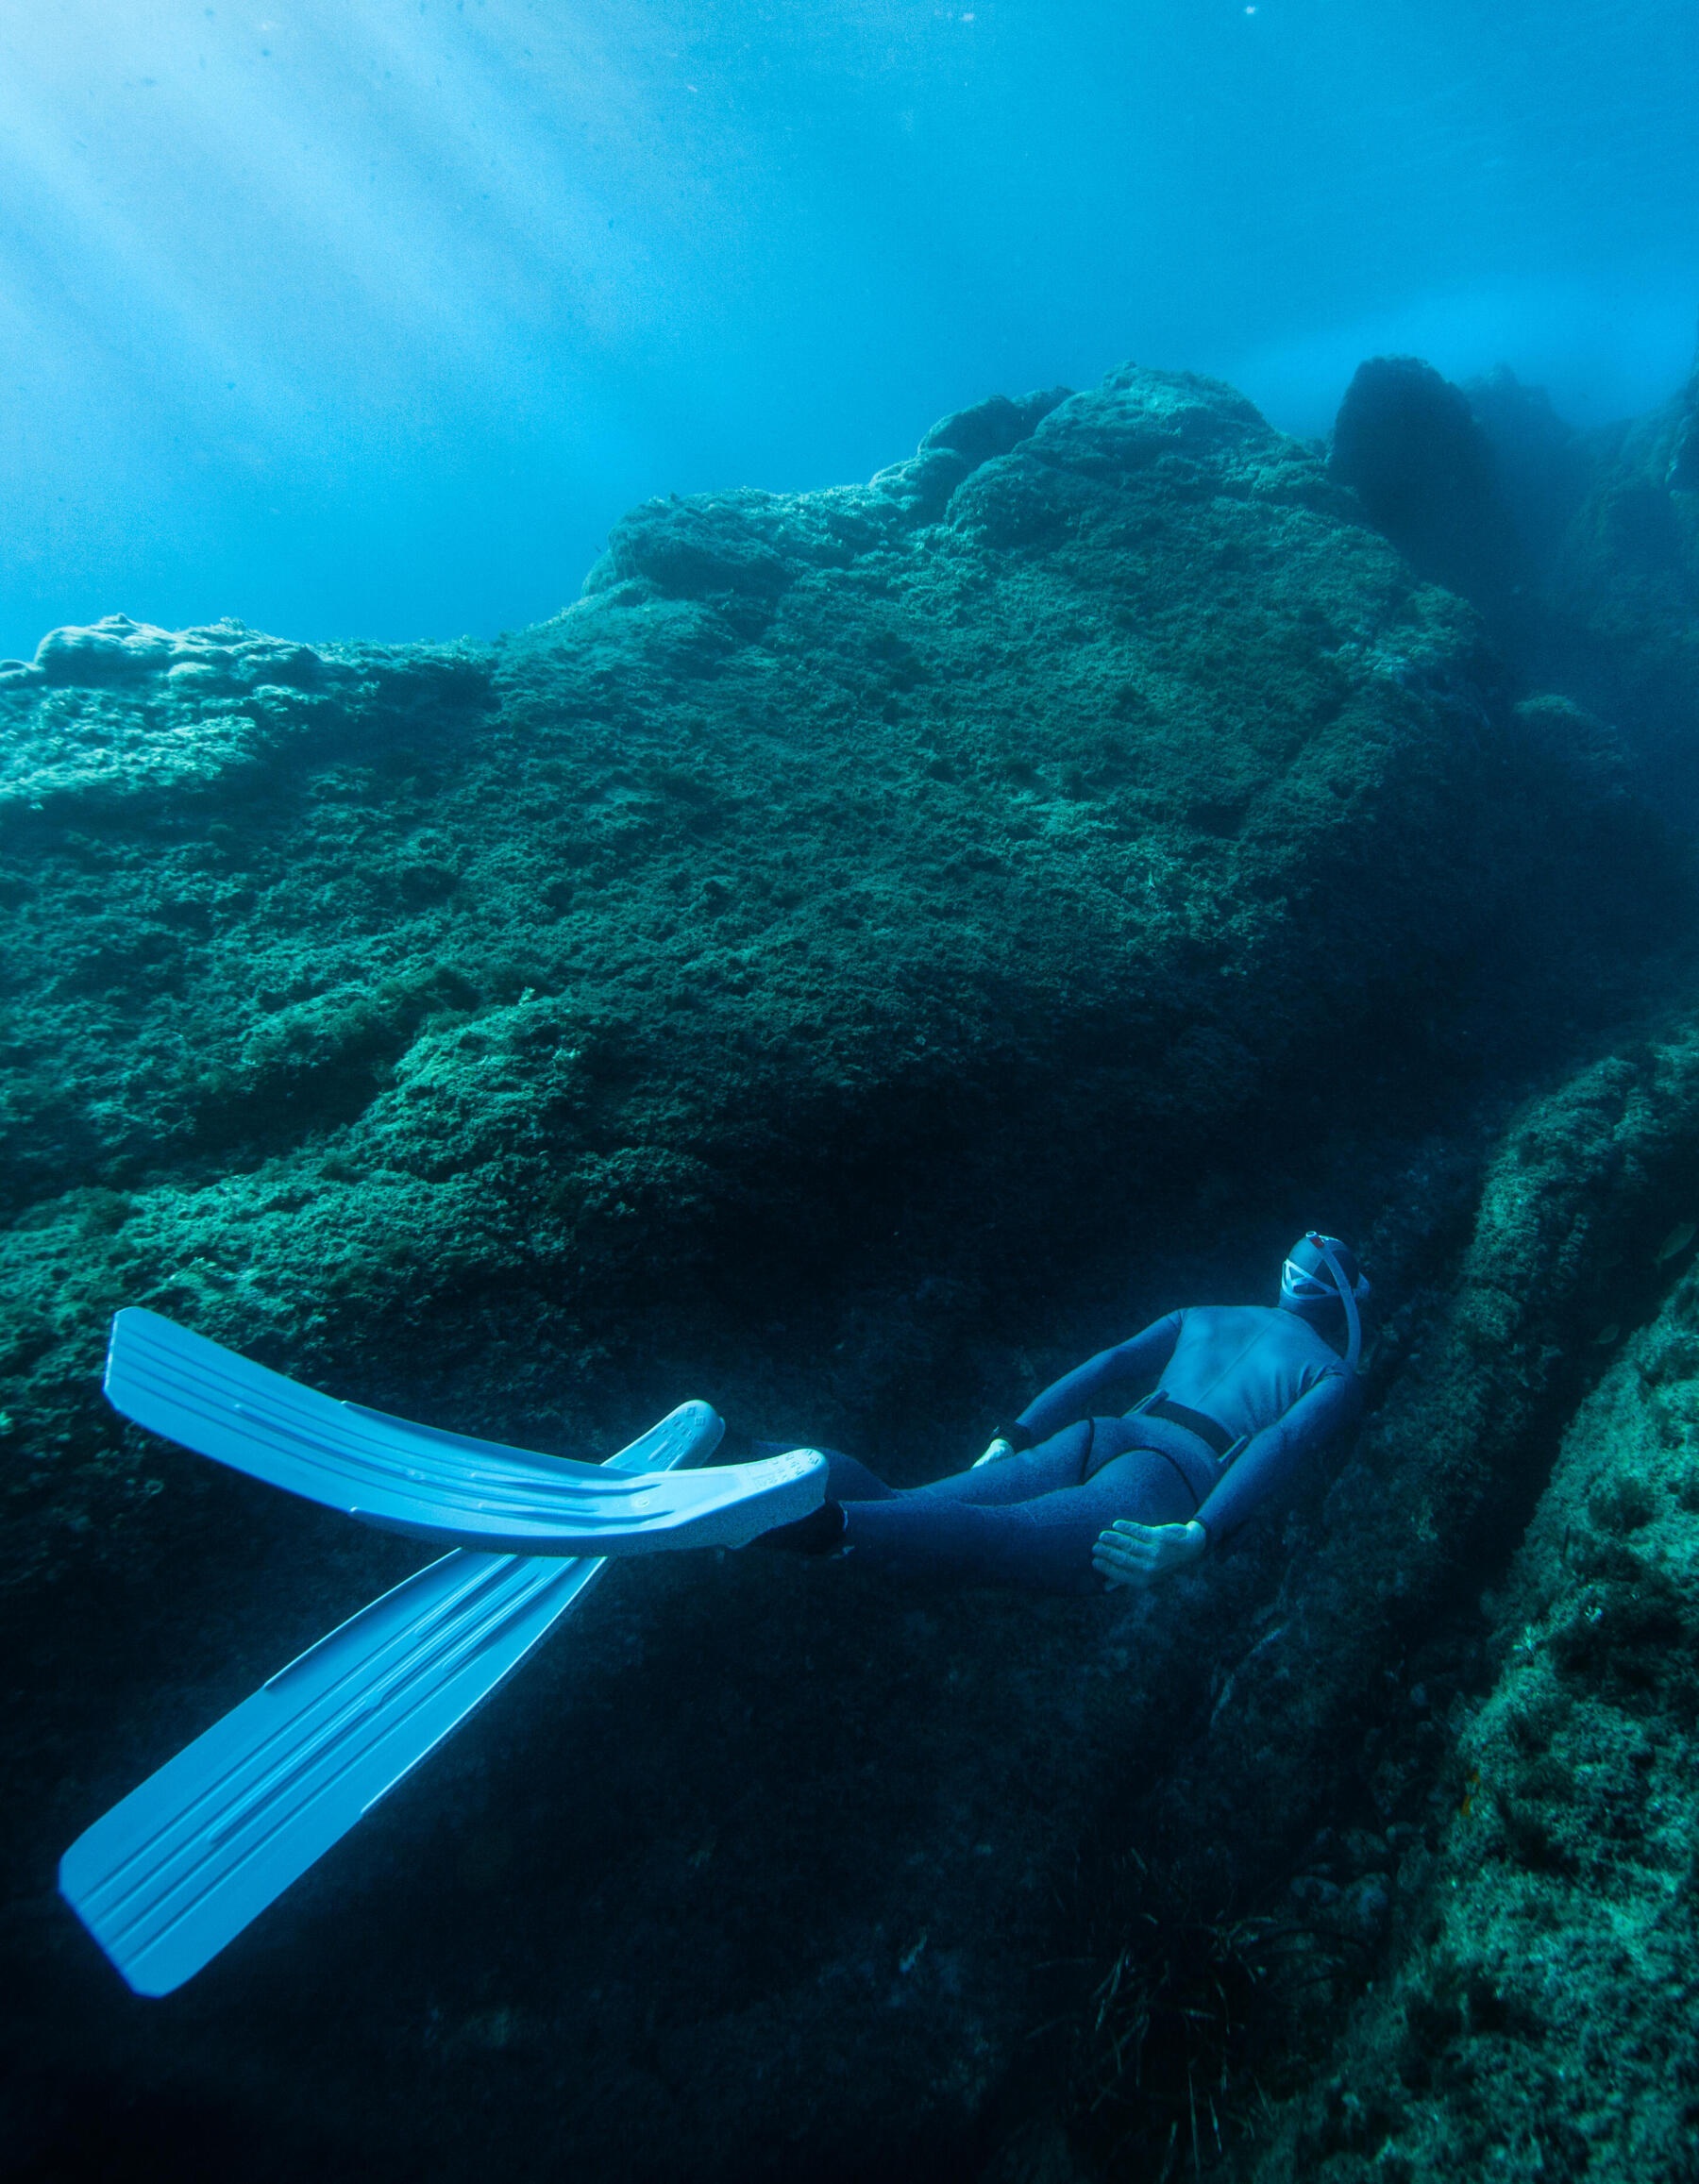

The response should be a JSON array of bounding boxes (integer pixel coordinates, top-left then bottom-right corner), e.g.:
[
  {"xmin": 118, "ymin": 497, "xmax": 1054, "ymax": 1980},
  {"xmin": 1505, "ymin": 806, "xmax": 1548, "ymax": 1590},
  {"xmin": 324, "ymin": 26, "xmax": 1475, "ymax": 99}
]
[
  {"xmin": 59, "ymin": 1400, "xmax": 723, "ymax": 1998},
  {"xmin": 104, "ymin": 1308, "xmax": 824, "ymax": 1551}
]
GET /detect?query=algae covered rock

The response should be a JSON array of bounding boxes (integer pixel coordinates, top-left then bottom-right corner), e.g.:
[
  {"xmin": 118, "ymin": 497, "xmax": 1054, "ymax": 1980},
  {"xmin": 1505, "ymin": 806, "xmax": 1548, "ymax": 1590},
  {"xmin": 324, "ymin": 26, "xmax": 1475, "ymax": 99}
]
[
  {"xmin": 0, "ymin": 613, "xmax": 493, "ymax": 819},
  {"xmin": 0, "ymin": 363, "xmax": 1656, "ymax": 1571},
  {"xmin": 1253, "ymin": 1198, "xmax": 1699, "ymax": 2184},
  {"xmin": 1145, "ymin": 1018, "xmax": 1699, "ymax": 1885},
  {"xmin": 0, "ymin": 363, "xmax": 1674, "ymax": 1577}
]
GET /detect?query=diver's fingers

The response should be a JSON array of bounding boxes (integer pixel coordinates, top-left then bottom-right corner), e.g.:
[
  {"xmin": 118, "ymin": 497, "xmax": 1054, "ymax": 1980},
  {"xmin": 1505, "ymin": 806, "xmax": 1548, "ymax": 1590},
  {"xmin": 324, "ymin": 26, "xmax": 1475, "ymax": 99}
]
[
  {"xmin": 1093, "ymin": 1532, "xmax": 1160, "ymax": 1574},
  {"xmin": 1092, "ymin": 1546, "xmax": 1154, "ymax": 1574},
  {"xmin": 1098, "ymin": 1522, "xmax": 1162, "ymax": 1558}
]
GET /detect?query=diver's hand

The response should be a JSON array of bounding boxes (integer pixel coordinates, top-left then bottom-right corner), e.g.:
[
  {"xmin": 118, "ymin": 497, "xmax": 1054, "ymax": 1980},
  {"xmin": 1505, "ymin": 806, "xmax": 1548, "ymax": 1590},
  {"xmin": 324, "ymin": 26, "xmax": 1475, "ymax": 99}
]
[
  {"xmin": 1092, "ymin": 1519, "xmax": 1206, "ymax": 1590},
  {"xmin": 972, "ymin": 1436, "xmax": 1015, "ymax": 1469}
]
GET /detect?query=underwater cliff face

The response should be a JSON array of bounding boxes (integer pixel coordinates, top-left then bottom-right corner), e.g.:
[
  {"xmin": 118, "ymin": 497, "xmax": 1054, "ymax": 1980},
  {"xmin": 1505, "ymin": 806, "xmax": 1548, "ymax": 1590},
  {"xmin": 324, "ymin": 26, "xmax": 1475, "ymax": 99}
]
[
  {"xmin": 1249, "ymin": 1061, "xmax": 1699, "ymax": 2183},
  {"xmin": 2, "ymin": 363, "xmax": 1693, "ymax": 2184},
  {"xmin": 1329, "ymin": 348, "xmax": 1699, "ymax": 822},
  {"xmin": 1540, "ymin": 368, "xmax": 1699, "ymax": 807}
]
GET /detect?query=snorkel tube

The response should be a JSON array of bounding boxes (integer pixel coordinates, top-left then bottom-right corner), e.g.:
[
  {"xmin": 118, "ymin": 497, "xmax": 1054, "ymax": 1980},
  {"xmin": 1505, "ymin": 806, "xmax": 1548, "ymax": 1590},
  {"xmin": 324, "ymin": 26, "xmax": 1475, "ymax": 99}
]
[{"xmin": 1311, "ymin": 1234, "xmax": 1364, "ymax": 1371}]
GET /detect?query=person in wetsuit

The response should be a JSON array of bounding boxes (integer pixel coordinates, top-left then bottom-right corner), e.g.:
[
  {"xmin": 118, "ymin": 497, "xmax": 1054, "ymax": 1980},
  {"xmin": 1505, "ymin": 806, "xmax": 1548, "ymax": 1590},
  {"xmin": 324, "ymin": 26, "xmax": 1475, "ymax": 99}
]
[{"xmin": 763, "ymin": 1233, "xmax": 1368, "ymax": 1596}]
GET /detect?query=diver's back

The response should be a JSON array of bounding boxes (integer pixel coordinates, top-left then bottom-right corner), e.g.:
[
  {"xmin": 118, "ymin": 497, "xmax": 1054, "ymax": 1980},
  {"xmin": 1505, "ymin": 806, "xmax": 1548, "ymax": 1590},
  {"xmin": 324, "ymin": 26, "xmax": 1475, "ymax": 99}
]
[{"xmin": 1157, "ymin": 1304, "xmax": 1345, "ymax": 1441}]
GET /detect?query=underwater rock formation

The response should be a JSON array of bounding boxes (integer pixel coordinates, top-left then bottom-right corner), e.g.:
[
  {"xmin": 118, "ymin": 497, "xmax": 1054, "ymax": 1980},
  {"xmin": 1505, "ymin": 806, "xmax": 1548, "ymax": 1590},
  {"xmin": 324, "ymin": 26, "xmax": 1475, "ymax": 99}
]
[
  {"xmin": 1041, "ymin": 1015, "xmax": 1699, "ymax": 2183},
  {"xmin": 1329, "ymin": 355, "xmax": 1529, "ymax": 630},
  {"xmin": 3, "ymin": 363, "xmax": 1653, "ymax": 1574},
  {"xmin": 1334, "ymin": 344, "xmax": 1699, "ymax": 819},
  {"xmin": 1462, "ymin": 366, "xmax": 1593, "ymax": 582},
  {"xmin": 1537, "ymin": 358, "xmax": 1699, "ymax": 810},
  {"xmin": 1, "ymin": 363, "xmax": 1691, "ymax": 2183},
  {"xmin": 1248, "ymin": 1036, "xmax": 1699, "ymax": 2181}
]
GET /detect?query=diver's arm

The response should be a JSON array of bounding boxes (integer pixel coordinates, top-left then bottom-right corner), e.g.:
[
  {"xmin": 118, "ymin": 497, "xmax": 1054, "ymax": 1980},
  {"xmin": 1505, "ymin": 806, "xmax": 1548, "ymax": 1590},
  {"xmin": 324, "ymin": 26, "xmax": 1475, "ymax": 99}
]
[
  {"xmin": 1095, "ymin": 1371, "xmax": 1361, "ymax": 1585},
  {"xmin": 1010, "ymin": 1314, "xmax": 1186, "ymax": 1447},
  {"xmin": 1190, "ymin": 1369, "xmax": 1363, "ymax": 1546}
]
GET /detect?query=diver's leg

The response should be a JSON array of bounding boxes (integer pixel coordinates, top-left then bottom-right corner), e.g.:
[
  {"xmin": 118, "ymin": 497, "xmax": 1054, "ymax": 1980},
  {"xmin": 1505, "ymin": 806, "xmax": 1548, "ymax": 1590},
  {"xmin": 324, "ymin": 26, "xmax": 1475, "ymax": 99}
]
[
  {"xmin": 757, "ymin": 1423, "xmax": 1096, "ymax": 1554},
  {"xmin": 747, "ymin": 1444, "xmax": 900, "ymax": 1554},
  {"xmin": 817, "ymin": 1449, "xmax": 900, "ymax": 1502},
  {"xmin": 755, "ymin": 1422, "xmax": 1099, "ymax": 1511},
  {"xmin": 838, "ymin": 1447, "xmax": 1197, "ymax": 1595},
  {"xmin": 756, "ymin": 1422, "xmax": 1138, "ymax": 1562},
  {"xmin": 908, "ymin": 1420, "xmax": 1098, "ymax": 1505}
]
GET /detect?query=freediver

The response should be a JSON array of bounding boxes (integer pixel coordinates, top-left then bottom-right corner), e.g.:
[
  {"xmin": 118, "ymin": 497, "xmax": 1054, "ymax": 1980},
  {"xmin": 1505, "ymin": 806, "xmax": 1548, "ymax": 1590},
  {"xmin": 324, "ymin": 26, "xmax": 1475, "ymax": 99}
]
[
  {"xmin": 65, "ymin": 1233, "xmax": 1370, "ymax": 1993},
  {"xmin": 753, "ymin": 1232, "xmax": 1368, "ymax": 1595}
]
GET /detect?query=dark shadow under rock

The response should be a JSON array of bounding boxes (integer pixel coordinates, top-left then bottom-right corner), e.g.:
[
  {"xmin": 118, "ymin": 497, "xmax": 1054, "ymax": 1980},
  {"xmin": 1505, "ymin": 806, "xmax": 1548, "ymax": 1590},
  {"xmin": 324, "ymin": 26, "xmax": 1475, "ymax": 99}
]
[{"xmin": 1461, "ymin": 366, "xmax": 1594, "ymax": 582}]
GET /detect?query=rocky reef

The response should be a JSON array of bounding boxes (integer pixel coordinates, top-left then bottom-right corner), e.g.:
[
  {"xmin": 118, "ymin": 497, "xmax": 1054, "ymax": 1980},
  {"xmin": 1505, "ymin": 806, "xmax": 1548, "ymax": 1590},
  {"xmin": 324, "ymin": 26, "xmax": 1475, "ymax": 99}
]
[
  {"xmin": 4, "ymin": 360, "xmax": 1698, "ymax": 2183},
  {"xmin": 1332, "ymin": 342, "xmax": 1699, "ymax": 818}
]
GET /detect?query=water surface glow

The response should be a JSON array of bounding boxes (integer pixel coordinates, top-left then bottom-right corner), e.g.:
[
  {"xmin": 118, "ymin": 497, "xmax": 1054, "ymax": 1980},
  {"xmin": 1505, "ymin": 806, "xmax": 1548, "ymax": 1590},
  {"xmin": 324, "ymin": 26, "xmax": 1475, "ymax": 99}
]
[{"xmin": 2, "ymin": 0, "xmax": 1694, "ymax": 654}]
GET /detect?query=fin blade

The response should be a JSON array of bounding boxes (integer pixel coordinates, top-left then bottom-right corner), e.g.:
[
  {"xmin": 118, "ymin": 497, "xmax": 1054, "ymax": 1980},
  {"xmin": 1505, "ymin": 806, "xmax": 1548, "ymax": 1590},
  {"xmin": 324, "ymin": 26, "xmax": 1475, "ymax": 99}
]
[
  {"xmin": 104, "ymin": 1310, "xmax": 818, "ymax": 1548},
  {"xmin": 59, "ymin": 1397, "xmax": 723, "ymax": 1995}
]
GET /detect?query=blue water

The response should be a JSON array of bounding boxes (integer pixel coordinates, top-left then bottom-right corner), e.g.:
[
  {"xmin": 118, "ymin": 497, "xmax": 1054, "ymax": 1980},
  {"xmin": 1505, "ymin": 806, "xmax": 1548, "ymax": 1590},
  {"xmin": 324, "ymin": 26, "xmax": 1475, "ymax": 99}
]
[{"xmin": 2, "ymin": 0, "xmax": 1694, "ymax": 662}]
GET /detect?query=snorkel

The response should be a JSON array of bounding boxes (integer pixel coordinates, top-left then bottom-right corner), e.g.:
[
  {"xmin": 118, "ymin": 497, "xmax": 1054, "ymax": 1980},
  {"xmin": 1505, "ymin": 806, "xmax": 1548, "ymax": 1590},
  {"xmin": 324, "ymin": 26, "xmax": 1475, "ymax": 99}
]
[{"xmin": 1312, "ymin": 1234, "xmax": 1363, "ymax": 1371}]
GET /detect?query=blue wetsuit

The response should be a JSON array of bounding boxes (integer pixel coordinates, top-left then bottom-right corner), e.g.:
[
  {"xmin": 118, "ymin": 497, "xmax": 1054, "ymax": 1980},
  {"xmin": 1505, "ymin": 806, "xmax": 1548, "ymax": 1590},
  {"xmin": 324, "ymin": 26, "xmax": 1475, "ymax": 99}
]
[{"xmin": 825, "ymin": 1305, "xmax": 1361, "ymax": 1595}]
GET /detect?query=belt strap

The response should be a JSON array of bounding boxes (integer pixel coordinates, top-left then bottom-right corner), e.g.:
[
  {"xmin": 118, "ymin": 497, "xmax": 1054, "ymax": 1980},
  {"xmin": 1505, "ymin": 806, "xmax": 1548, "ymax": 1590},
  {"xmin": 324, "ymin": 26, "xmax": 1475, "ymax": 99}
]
[{"xmin": 1140, "ymin": 1393, "xmax": 1235, "ymax": 1460}]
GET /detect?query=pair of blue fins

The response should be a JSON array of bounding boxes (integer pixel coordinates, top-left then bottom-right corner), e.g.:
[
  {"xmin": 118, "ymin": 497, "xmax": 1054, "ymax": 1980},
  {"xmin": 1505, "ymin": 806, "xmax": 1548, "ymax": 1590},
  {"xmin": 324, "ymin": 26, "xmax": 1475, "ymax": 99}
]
[{"xmin": 59, "ymin": 1308, "xmax": 829, "ymax": 2000}]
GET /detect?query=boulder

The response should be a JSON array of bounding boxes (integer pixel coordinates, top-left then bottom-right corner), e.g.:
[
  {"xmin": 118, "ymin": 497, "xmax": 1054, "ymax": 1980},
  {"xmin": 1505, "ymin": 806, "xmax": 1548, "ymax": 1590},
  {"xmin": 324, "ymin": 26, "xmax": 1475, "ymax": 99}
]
[{"xmin": 1329, "ymin": 354, "xmax": 1529, "ymax": 627}]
